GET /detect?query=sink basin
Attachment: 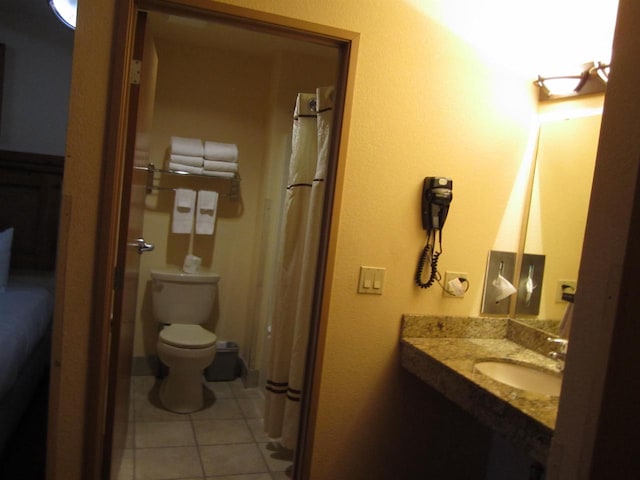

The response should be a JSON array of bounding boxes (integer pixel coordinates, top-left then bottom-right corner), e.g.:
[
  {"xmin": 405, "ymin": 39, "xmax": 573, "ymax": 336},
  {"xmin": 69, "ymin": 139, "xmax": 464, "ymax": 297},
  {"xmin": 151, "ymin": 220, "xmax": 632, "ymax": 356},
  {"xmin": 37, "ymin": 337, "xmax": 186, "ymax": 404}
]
[{"xmin": 473, "ymin": 360, "xmax": 562, "ymax": 396}]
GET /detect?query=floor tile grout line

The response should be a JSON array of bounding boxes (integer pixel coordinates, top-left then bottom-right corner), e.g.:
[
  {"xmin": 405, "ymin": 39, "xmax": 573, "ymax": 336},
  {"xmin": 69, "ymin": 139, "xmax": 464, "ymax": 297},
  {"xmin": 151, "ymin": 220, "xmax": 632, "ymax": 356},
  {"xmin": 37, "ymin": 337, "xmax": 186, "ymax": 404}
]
[
  {"xmin": 130, "ymin": 385, "xmax": 137, "ymax": 480},
  {"xmin": 244, "ymin": 415, "xmax": 260, "ymax": 444},
  {"xmin": 129, "ymin": 381, "xmax": 135, "ymax": 480},
  {"xmin": 188, "ymin": 411, "xmax": 208, "ymax": 480},
  {"xmin": 129, "ymin": 376, "xmax": 287, "ymax": 479}
]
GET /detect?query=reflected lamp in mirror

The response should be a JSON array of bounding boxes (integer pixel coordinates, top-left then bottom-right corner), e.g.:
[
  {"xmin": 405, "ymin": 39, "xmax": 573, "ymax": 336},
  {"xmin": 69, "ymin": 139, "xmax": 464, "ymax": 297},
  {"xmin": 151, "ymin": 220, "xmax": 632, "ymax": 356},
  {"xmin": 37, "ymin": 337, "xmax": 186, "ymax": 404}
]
[
  {"xmin": 535, "ymin": 61, "xmax": 607, "ymax": 101},
  {"xmin": 48, "ymin": 0, "xmax": 77, "ymax": 30},
  {"xmin": 590, "ymin": 61, "xmax": 610, "ymax": 83}
]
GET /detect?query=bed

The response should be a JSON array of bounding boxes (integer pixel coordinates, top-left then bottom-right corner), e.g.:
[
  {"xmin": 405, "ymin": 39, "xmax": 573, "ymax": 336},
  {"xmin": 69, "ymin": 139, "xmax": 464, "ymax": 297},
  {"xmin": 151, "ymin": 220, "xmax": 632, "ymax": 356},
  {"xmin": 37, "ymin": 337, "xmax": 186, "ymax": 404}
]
[
  {"xmin": 0, "ymin": 274, "xmax": 54, "ymax": 454},
  {"xmin": 0, "ymin": 150, "xmax": 63, "ymax": 456}
]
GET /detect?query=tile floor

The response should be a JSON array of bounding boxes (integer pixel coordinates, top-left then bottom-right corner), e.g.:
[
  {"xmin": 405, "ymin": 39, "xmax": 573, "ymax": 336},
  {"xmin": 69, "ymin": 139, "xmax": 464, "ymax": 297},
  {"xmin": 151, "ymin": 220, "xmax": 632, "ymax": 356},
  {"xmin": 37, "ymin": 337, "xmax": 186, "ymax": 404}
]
[{"xmin": 117, "ymin": 376, "xmax": 293, "ymax": 480}]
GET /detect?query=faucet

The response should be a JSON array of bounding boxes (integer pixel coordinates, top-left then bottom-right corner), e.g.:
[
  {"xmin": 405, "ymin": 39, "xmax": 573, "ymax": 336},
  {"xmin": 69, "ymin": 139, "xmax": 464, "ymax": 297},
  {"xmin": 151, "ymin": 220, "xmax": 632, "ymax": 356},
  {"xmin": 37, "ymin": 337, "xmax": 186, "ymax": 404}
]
[{"xmin": 547, "ymin": 337, "xmax": 568, "ymax": 371}]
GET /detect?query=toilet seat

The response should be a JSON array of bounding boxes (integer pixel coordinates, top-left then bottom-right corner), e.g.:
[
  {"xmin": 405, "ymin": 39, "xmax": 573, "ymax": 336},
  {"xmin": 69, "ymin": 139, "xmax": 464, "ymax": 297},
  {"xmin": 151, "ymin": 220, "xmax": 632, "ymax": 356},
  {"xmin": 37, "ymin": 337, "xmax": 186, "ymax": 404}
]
[{"xmin": 159, "ymin": 324, "xmax": 217, "ymax": 349}]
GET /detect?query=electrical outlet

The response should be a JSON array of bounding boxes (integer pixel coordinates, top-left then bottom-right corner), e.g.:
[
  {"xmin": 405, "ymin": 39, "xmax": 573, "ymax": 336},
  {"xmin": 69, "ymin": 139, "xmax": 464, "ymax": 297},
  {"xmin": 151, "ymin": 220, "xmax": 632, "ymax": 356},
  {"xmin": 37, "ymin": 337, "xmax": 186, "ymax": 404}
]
[
  {"xmin": 443, "ymin": 271, "xmax": 468, "ymax": 298},
  {"xmin": 555, "ymin": 280, "xmax": 577, "ymax": 303}
]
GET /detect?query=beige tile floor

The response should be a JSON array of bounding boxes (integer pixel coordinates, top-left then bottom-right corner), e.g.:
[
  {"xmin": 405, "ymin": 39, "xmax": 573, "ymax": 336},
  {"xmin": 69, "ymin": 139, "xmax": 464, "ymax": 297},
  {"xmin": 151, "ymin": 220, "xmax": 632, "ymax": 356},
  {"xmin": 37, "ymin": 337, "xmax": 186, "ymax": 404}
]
[{"xmin": 116, "ymin": 376, "xmax": 293, "ymax": 480}]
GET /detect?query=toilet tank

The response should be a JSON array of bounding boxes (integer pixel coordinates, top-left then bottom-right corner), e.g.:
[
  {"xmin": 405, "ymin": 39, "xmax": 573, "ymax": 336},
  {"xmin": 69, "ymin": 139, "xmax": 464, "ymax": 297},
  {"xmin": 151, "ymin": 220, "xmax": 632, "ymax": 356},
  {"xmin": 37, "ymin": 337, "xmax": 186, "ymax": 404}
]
[{"xmin": 150, "ymin": 268, "xmax": 220, "ymax": 325}]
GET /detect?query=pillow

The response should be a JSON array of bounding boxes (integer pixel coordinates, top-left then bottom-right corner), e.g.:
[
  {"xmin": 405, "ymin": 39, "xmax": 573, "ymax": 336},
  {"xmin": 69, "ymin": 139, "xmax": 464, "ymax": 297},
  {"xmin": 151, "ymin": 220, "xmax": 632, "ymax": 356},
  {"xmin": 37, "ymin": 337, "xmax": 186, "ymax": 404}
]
[{"xmin": 0, "ymin": 227, "xmax": 13, "ymax": 292}]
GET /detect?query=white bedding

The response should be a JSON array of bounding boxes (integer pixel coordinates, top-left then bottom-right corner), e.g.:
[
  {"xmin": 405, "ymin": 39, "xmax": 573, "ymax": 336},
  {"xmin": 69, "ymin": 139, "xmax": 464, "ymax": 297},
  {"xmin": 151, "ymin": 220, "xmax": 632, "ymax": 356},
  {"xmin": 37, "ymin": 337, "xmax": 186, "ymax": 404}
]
[{"xmin": 0, "ymin": 282, "xmax": 53, "ymax": 397}]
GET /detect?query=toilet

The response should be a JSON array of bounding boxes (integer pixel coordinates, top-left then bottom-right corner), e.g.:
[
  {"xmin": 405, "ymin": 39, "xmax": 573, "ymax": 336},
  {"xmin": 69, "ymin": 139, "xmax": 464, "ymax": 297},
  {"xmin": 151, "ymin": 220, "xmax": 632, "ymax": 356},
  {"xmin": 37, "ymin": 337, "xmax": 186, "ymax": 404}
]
[{"xmin": 150, "ymin": 268, "xmax": 219, "ymax": 413}]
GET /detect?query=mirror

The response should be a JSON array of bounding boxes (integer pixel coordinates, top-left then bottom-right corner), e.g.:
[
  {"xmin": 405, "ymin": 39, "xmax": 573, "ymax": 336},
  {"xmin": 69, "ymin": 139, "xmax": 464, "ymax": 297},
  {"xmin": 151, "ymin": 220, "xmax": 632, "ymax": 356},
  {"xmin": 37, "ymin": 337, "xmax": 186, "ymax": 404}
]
[{"xmin": 514, "ymin": 110, "xmax": 602, "ymax": 332}]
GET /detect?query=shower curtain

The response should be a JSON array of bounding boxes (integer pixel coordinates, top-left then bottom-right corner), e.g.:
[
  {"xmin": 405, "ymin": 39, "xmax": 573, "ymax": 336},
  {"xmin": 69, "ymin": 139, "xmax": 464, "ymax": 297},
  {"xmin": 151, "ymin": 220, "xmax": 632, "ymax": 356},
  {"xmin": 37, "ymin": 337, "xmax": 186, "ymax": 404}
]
[{"xmin": 264, "ymin": 86, "xmax": 334, "ymax": 449}]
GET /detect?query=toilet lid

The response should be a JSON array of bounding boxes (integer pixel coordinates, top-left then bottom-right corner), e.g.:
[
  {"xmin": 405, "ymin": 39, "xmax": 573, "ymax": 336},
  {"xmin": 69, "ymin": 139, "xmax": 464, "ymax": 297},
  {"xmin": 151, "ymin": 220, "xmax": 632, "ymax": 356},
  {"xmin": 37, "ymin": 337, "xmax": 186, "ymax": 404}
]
[{"xmin": 160, "ymin": 325, "xmax": 217, "ymax": 349}]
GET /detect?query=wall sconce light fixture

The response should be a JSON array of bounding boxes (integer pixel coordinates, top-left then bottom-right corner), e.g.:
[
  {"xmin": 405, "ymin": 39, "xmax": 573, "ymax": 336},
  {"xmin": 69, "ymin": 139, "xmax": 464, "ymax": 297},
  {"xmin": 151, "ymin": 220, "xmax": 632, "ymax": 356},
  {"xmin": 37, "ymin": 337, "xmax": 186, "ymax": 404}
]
[
  {"xmin": 48, "ymin": 0, "xmax": 77, "ymax": 30},
  {"xmin": 535, "ymin": 61, "xmax": 608, "ymax": 101}
]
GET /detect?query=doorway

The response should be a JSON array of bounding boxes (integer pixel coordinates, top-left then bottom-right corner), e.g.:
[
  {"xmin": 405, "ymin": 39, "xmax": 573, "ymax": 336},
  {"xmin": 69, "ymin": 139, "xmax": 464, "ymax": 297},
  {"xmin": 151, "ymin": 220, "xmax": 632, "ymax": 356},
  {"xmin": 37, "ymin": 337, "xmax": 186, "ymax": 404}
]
[{"xmin": 99, "ymin": 3, "xmax": 355, "ymax": 479}]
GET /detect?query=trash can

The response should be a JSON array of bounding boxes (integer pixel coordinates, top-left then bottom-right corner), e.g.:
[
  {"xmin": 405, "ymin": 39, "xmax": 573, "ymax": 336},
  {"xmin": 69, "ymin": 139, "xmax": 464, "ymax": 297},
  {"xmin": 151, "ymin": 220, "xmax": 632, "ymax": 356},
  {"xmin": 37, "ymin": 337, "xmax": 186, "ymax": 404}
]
[{"xmin": 205, "ymin": 341, "xmax": 240, "ymax": 381}]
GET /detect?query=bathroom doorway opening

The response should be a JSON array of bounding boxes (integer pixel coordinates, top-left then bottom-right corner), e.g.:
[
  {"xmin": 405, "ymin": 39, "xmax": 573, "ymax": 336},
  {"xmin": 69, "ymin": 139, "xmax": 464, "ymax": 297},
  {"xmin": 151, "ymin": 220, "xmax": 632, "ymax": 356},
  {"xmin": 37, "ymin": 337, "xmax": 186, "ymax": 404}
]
[{"xmin": 94, "ymin": 2, "xmax": 357, "ymax": 479}]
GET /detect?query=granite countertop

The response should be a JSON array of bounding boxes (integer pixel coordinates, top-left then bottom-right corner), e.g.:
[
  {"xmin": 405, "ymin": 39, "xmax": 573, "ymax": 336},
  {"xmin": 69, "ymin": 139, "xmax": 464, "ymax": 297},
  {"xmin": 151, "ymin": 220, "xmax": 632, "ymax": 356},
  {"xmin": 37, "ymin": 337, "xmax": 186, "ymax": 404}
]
[{"xmin": 400, "ymin": 315, "xmax": 564, "ymax": 465}]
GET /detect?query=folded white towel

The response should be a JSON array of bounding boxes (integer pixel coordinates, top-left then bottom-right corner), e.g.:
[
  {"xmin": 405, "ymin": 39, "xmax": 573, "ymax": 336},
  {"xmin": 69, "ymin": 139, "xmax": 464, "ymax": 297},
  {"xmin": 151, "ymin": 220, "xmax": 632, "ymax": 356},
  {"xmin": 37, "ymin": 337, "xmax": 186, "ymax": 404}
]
[
  {"xmin": 168, "ymin": 162, "xmax": 204, "ymax": 175},
  {"xmin": 201, "ymin": 170, "xmax": 235, "ymax": 179},
  {"xmin": 203, "ymin": 160, "xmax": 238, "ymax": 173},
  {"xmin": 171, "ymin": 136, "xmax": 204, "ymax": 157},
  {"xmin": 170, "ymin": 154, "xmax": 204, "ymax": 167},
  {"xmin": 204, "ymin": 141, "xmax": 238, "ymax": 162},
  {"xmin": 172, "ymin": 188, "xmax": 196, "ymax": 234},
  {"xmin": 196, "ymin": 190, "xmax": 218, "ymax": 235}
]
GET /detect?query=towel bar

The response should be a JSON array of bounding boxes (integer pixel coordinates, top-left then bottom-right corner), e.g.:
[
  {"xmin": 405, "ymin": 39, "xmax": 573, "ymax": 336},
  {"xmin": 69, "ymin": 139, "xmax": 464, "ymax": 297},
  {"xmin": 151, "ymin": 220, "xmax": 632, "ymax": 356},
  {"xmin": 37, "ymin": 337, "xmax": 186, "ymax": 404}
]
[{"xmin": 134, "ymin": 164, "xmax": 240, "ymax": 198}]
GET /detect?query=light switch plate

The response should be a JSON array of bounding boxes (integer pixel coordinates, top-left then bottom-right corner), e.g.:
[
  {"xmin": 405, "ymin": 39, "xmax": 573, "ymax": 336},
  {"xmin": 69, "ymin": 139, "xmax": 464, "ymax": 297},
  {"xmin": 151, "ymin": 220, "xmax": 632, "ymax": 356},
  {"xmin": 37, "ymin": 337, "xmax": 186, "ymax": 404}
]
[{"xmin": 358, "ymin": 266, "xmax": 385, "ymax": 295}]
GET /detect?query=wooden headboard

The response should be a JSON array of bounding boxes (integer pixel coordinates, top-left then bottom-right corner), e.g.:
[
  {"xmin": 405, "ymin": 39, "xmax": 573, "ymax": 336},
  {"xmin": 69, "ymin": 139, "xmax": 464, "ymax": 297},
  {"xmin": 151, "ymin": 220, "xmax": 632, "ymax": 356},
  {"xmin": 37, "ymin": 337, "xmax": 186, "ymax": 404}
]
[{"xmin": 0, "ymin": 150, "xmax": 64, "ymax": 271}]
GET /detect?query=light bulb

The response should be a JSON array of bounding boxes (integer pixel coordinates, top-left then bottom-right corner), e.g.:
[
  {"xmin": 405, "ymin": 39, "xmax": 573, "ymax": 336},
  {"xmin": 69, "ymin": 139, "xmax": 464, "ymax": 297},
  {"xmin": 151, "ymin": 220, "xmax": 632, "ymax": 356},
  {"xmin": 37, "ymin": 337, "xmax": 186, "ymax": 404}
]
[{"xmin": 49, "ymin": 0, "xmax": 77, "ymax": 30}]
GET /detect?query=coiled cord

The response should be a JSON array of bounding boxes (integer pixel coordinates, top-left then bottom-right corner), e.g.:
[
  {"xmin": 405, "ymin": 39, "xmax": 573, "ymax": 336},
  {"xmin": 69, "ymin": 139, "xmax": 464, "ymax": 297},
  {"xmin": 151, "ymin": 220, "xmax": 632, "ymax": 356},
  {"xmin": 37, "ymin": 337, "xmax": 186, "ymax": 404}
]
[{"xmin": 415, "ymin": 231, "xmax": 442, "ymax": 289}]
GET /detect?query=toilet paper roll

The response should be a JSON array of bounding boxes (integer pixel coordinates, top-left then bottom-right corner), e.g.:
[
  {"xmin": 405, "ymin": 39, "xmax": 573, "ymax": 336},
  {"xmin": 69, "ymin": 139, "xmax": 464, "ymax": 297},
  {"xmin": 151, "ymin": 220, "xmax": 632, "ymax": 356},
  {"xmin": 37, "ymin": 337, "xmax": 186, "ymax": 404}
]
[{"xmin": 183, "ymin": 254, "xmax": 202, "ymax": 273}]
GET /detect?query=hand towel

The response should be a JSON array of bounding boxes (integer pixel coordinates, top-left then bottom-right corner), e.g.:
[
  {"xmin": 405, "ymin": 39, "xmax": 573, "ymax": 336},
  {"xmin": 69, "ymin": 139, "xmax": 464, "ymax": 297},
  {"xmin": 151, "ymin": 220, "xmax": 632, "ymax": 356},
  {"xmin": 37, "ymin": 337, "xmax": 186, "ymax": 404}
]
[
  {"xmin": 202, "ymin": 170, "xmax": 235, "ymax": 179},
  {"xmin": 204, "ymin": 141, "xmax": 238, "ymax": 162},
  {"xmin": 172, "ymin": 188, "xmax": 196, "ymax": 234},
  {"xmin": 196, "ymin": 190, "xmax": 218, "ymax": 235},
  {"xmin": 170, "ymin": 154, "xmax": 205, "ymax": 167},
  {"xmin": 171, "ymin": 136, "xmax": 204, "ymax": 157},
  {"xmin": 203, "ymin": 160, "xmax": 238, "ymax": 173},
  {"xmin": 168, "ymin": 162, "xmax": 204, "ymax": 175}
]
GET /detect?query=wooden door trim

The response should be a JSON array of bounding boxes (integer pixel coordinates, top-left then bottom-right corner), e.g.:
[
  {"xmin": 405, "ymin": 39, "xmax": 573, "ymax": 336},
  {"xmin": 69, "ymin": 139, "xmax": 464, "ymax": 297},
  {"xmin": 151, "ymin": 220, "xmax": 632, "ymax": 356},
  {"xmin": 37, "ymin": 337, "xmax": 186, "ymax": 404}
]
[
  {"xmin": 138, "ymin": 0, "xmax": 360, "ymax": 45},
  {"xmin": 296, "ymin": 34, "xmax": 359, "ymax": 479},
  {"xmin": 101, "ymin": 10, "xmax": 150, "ymax": 479},
  {"xmin": 84, "ymin": 1, "xmax": 359, "ymax": 478},
  {"xmin": 83, "ymin": 0, "xmax": 138, "ymax": 477}
]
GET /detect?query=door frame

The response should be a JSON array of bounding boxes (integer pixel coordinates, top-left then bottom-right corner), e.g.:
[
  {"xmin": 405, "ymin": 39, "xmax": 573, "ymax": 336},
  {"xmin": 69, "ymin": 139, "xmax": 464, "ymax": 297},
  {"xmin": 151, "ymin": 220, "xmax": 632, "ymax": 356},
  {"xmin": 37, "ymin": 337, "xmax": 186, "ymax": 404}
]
[{"xmin": 84, "ymin": 1, "xmax": 359, "ymax": 478}]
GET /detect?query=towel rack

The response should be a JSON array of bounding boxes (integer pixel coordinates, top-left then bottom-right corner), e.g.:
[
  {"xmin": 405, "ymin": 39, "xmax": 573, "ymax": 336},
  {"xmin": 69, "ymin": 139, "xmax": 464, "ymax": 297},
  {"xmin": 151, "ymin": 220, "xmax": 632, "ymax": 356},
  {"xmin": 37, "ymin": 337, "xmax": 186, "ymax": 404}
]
[{"xmin": 134, "ymin": 163, "xmax": 241, "ymax": 198}]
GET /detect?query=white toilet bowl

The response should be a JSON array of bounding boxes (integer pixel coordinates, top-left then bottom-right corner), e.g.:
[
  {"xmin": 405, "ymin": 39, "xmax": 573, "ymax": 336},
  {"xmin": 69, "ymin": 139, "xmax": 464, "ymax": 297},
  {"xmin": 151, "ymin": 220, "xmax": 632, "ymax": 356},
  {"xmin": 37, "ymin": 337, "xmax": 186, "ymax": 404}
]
[
  {"xmin": 157, "ymin": 325, "xmax": 217, "ymax": 413},
  {"xmin": 150, "ymin": 269, "xmax": 221, "ymax": 413}
]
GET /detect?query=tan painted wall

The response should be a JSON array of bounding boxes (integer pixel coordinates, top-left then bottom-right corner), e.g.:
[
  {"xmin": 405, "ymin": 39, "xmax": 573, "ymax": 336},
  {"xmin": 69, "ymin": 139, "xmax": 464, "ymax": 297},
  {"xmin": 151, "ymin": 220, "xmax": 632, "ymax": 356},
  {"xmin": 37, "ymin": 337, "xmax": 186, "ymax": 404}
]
[
  {"xmin": 53, "ymin": 0, "xmax": 630, "ymax": 478},
  {"xmin": 47, "ymin": 1, "xmax": 116, "ymax": 477}
]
